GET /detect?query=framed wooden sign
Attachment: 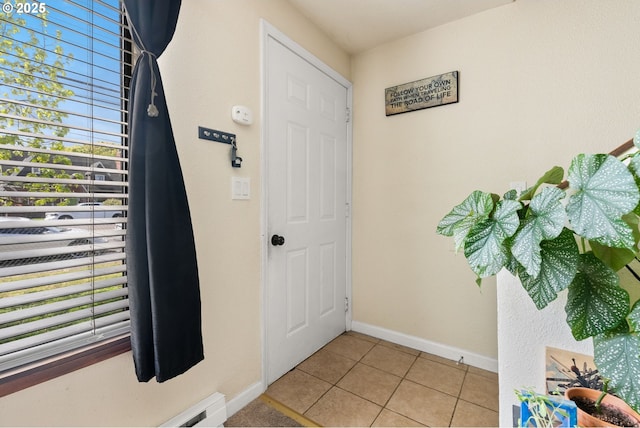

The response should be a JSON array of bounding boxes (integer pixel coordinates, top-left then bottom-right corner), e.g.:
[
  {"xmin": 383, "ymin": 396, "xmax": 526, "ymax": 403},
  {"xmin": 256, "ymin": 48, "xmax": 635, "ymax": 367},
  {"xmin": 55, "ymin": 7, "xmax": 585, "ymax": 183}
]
[{"xmin": 385, "ymin": 71, "xmax": 459, "ymax": 116}]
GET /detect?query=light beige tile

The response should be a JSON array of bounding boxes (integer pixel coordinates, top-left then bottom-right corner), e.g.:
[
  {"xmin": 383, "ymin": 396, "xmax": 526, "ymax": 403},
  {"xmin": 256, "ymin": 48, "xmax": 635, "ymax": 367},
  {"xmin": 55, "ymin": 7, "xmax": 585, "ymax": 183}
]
[
  {"xmin": 378, "ymin": 339, "xmax": 420, "ymax": 356},
  {"xmin": 337, "ymin": 362, "xmax": 402, "ymax": 406},
  {"xmin": 406, "ymin": 357, "xmax": 466, "ymax": 396},
  {"xmin": 468, "ymin": 365, "xmax": 499, "ymax": 382},
  {"xmin": 372, "ymin": 409, "xmax": 425, "ymax": 427},
  {"xmin": 225, "ymin": 397, "xmax": 302, "ymax": 427},
  {"xmin": 420, "ymin": 352, "xmax": 469, "ymax": 371},
  {"xmin": 450, "ymin": 399, "xmax": 499, "ymax": 427},
  {"xmin": 459, "ymin": 372, "xmax": 499, "ymax": 411},
  {"xmin": 265, "ymin": 369, "xmax": 331, "ymax": 414},
  {"xmin": 297, "ymin": 348, "xmax": 357, "ymax": 384},
  {"xmin": 323, "ymin": 334, "xmax": 375, "ymax": 361},
  {"xmin": 361, "ymin": 343, "xmax": 417, "ymax": 377},
  {"xmin": 305, "ymin": 386, "xmax": 381, "ymax": 427},
  {"xmin": 386, "ymin": 380, "xmax": 457, "ymax": 427}
]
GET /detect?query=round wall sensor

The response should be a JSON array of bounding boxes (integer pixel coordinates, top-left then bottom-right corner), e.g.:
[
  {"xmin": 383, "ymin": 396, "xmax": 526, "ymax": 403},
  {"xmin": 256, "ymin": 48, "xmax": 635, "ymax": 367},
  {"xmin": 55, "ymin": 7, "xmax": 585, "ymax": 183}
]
[{"xmin": 232, "ymin": 105, "xmax": 253, "ymax": 126}]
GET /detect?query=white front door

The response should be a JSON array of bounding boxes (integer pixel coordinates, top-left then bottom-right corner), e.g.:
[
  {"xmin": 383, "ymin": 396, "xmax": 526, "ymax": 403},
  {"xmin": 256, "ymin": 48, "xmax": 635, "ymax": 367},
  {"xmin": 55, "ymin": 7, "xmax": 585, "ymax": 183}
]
[{"xmin": 265, "ymin": 33, "xmax": 350, "ymax": 384}]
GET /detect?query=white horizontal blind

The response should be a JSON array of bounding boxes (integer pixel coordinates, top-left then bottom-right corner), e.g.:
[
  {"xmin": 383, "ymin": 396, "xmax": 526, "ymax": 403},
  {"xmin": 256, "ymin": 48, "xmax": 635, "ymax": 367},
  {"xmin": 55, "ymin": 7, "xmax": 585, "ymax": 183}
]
[{"xmin": 0, "ymin": 0, "xmax": 130, "ymax": 371}]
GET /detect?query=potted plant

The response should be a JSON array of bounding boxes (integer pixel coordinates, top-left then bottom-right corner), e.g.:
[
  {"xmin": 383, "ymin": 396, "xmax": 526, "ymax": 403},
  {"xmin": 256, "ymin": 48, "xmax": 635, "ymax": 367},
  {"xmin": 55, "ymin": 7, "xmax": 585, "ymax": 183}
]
[
  {"xmin": 436, "ymin": 130, "xmax": 640, "ymax": 415},
  {"xmin": 565, "ymin": 384, "xmax": 640, "ymax": 427},
  {"xmin": 516, "ymin": 387, "xmax": 577, "ymax": 427}
]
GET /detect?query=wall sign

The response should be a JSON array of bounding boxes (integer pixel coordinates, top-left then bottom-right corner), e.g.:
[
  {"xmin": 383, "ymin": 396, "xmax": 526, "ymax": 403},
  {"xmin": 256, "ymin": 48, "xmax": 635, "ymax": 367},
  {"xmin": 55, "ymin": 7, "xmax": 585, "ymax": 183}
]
[{"xmin": 385, "ymin": 71, "xmax": 459, "ymax": 116}]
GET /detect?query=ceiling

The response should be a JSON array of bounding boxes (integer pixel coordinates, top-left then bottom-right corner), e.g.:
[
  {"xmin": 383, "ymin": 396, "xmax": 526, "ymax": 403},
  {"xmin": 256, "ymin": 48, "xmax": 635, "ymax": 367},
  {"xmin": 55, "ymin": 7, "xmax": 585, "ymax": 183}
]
[{"xmin": 287, "ymin": 0, "xmax": 514, "ymax": 54}]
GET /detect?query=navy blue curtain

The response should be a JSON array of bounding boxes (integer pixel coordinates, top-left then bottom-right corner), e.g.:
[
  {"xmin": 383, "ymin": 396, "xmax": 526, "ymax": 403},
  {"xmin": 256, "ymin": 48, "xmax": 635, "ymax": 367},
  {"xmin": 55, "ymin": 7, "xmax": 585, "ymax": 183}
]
[{"xmin": 123, "ymin": 0, "xmax": 203, "ymax": 382}]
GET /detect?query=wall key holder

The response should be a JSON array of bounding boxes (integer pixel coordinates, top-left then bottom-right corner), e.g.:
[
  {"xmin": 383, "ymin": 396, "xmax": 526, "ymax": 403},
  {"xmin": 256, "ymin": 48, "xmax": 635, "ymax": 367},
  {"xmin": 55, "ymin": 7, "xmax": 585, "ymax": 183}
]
[{"xmin": 198, "ymin": 126, "xmax": 242, "ymax": 168}]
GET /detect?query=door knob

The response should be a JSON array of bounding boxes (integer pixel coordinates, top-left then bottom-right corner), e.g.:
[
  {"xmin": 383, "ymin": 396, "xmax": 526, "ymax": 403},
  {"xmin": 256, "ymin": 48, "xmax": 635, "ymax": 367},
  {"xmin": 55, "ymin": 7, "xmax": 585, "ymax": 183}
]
[{"xmin": 271, "ymin": 234, "xmax": 285, "ymax": 246}]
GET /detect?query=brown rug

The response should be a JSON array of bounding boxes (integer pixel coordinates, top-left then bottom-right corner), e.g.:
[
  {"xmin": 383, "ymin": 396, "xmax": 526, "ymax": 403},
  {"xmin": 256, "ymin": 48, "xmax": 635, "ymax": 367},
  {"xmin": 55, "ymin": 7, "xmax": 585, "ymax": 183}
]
[{"xmin": 225, "ymin": 394, "xmax": 319, "ymax": 427}]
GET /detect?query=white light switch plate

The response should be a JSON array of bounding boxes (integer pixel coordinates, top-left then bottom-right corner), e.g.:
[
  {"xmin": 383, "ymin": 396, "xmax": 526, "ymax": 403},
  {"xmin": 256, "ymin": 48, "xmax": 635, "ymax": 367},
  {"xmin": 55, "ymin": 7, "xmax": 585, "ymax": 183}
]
[{"xmin": 231, "ymin": 177, "xmax": 250, "ymax": 200}]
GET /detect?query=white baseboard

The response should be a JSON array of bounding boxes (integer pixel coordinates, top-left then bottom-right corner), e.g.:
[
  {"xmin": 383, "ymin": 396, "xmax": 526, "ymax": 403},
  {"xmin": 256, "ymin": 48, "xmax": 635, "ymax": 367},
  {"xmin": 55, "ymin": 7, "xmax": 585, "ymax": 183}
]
[
  {"xmin": 351, "ymin": 321, "xmax": 498, "ymax": 373},
  {"xmin": 225, "ymin": 322, "xmax": 497, "ymax": 421},
  {"xmin": 225, "ymin": 381, "xmax": 265, "ymax": 418}
]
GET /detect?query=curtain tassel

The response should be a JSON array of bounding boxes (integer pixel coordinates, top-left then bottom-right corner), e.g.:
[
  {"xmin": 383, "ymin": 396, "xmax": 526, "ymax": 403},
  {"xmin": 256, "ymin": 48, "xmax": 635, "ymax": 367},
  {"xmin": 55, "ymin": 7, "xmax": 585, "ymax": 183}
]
[{"xmin": 142, "ymin": 50, "xmax": 159, "ymax": 117}]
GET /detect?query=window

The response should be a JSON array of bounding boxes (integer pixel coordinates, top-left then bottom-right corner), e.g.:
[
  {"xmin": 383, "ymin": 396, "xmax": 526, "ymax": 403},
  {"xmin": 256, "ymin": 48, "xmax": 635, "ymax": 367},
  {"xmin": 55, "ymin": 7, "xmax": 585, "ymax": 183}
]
[{"xmin": 0, "ymin": 0, "xmax": 131, "ymax": 383}]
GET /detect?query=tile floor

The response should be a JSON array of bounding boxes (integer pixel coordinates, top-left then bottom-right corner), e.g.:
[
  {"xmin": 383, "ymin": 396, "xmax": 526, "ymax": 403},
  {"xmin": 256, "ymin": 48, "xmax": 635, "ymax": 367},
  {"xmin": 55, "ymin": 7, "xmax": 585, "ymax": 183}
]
[{"xmin": 265, "ymin": 331, "xmax": 499, "ymax": 427}]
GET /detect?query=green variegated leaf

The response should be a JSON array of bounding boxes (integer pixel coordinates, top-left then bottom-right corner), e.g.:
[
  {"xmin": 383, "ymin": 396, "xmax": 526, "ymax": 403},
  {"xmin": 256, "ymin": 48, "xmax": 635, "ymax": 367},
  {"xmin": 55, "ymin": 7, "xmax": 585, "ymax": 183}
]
[
  {"xmin": 464, "ymin": 199, "xmax": 521, "ymax": 278},
  {"xmin": 519, "ymin": 166, "xmax": 564, "ymax": 201},
  {"xmin": 589, "ymin": 213, "xmax": 640, "ymax": 272},
  {"xmin": 627, "ymin": 154, "xmax": 640, "ymax": 215},
  {"xmin": 590, "ymin": 241, "xmax": 636, "ymax": 272},
  {"xmin": 634, "ymin": 128, "xmax": 640, "ymax": 149},
  {"xmin": 512, "ymin": 187, "xmax": 566, "ymax": 277},
  {"xmin": 503, "ymin": 189, "xmax": 518, "ymax": 201},
  {"xmin": 519, "ymin": 228, "xmax": 579, "ymax": 309},
  {"xmin": 503, "ymin": 236, "xmax": 521, "ymax": 277},
  {"xmin": 590, "ymin": 213, "xmax": 639, "ymax": 271},
  {"xmin": 566, "ymin": 154, "xmax": 639, "ymax": 249},
  {"xmin": 629, "ymin": 300, "xmax": 640, "ymax": 333},
  {"xmin": 594, "ymin": 331, "xmax": 640, "ymax": 413},
  {"xmin": 625, "ymin": 212, "xmax": 640, "ymax": 248},
  {"xmin": 436, "ymin": 191, "xmax": 494, "ymax": 252},
  {"xmin": 566, "ymin": 253, "xmax": 630, "ymax": 341}
]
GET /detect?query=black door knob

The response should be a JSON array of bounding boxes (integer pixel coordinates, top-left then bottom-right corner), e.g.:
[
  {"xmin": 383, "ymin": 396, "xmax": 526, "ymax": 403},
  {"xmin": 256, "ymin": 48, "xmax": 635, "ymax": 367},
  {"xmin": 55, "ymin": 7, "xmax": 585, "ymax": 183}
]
[{"xmin": 271, "ymin": 234, "xmax": 285, "ymax": 246}]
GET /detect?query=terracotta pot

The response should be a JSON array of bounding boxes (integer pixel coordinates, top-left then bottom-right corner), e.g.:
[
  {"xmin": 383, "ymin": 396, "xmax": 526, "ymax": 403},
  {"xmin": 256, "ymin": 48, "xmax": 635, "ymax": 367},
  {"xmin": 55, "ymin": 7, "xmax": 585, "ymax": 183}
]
[{"xmin": 564, "ymin": 387, "xmax": 640, "ymax": 427}]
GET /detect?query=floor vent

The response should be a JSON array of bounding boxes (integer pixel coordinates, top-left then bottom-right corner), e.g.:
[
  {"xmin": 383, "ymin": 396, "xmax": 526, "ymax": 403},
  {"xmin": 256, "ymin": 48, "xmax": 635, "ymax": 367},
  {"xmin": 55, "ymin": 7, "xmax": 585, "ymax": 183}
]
[{"xmin": 160, "ymin": 392, "xmax": 226, "ymax": 427}]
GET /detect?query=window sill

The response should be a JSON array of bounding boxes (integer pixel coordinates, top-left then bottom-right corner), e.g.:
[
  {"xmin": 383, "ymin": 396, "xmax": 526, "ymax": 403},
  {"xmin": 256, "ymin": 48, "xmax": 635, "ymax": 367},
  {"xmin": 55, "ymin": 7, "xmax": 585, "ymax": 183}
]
[{"xmin": 0, "ymin": 335, "xmax": 131, "ymax": 398}]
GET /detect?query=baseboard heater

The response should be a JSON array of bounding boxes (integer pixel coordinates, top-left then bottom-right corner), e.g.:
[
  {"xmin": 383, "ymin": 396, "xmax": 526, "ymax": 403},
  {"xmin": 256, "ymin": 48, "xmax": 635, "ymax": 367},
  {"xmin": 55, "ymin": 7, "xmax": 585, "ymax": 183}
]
[{"xmin": 159, "ymin": 392, "xmax": 227, "ymax": 427}]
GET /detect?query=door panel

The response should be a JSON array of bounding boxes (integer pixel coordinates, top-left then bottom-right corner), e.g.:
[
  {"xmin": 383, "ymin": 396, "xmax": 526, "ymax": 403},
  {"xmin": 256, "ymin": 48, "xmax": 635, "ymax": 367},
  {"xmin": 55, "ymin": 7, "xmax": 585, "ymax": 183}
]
[
  {"xmin": 320, "ymin": 135, "xmax": 337, "ymax": 220},
  {"xmin": 286, "ymin": 249, "xmax": 308, "ymax": 334},
  {"xmin": 266, "ymin": 36, "xmax": 348, "ymax": 383},
  {"xmin": 287, "ymin": 124, "xmax": 309, "ymax": 223},
  {"xmin": 319, "ymin": 242, "xmax": 336, "ymax": 316}
]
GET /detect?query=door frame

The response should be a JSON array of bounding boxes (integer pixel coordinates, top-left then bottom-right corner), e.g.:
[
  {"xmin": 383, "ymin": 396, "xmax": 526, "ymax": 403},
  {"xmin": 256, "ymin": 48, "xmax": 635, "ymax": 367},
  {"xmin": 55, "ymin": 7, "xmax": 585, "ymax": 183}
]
[{"xmin": 260, "ymin": 19, "xmax": 353, "ymax": 388}]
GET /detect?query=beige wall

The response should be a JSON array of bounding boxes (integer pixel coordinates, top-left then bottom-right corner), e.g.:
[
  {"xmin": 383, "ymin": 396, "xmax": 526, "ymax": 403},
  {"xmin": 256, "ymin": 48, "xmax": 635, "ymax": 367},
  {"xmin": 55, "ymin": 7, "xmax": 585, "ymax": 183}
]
[
  {"xmin": 0, "ymin": 1, "xmax": 349, "ymax": 426},
  {"xmin": 3, "ymin": 0, "xmax": 640, "ymax": 425},
  {"xmin": 351, "ymin": 0, "xmax": 640, "ymax": 360}
]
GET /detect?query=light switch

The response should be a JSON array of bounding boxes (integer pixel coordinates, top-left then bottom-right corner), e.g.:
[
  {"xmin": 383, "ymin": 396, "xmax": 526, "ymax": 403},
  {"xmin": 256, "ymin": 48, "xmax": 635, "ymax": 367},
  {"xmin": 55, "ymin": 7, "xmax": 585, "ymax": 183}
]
[{"xmin": 231, "ymin": 177, "xmax": 250, "ymax": 200}]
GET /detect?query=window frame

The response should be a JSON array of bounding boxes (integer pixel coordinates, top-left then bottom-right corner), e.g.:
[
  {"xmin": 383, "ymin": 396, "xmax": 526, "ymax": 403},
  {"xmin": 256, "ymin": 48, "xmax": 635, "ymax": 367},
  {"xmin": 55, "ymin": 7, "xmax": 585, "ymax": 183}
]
[
  {"xmin": 0, "ymin": 0, "xmax": 133, "ymax": 394},
  {"xmin": 0, "ymin": 335, "xmax": 130, "ymax": 397}
]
